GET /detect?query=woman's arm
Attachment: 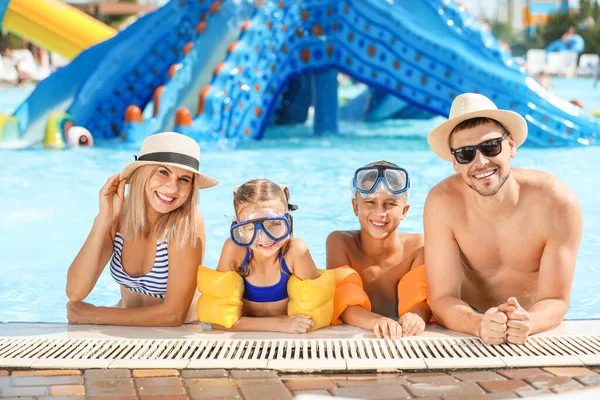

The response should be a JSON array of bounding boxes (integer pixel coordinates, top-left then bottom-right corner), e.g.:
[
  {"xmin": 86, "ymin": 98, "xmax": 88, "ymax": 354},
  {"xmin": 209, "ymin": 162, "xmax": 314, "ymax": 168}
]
[
  {"xmin": 288, "ymin": 238, "xmax": 320, "ymax": 280},
  {"xmin": 66, "ymin": 175, "xmax": 126, "ymax": 301},
  {"xmin": 68, "ymin": 214, "xmax": 205, "ymax": 327}
]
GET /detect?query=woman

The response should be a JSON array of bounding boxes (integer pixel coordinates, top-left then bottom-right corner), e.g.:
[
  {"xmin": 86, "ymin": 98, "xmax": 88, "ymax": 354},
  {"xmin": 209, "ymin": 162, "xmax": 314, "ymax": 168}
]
[{"xmin": 66, "ymin": 132, "xmax": 218, "ymax": 326}]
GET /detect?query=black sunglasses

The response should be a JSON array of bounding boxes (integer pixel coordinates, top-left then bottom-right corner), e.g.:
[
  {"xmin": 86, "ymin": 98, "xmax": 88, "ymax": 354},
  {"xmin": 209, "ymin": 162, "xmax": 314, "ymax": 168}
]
[{"xmin": 450, "ymin": 133, "xmax": 508, "ymax": 164}]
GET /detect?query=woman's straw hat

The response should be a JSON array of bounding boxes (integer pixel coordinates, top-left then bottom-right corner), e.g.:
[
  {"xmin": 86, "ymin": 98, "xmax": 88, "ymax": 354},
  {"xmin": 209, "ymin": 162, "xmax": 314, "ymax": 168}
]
[
  {"xmin": 120, "ymin": 132, "xmax": 218, "ymax": 189},
  {"xmin": 428, "ymin": 93, "xmax": 528, "ymax": 161}
]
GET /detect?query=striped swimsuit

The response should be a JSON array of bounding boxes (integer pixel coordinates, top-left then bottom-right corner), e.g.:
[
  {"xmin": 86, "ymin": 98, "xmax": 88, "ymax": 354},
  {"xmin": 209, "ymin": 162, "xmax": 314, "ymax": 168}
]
[{"xmin": 109, "ymin": 232, "xmax": 169, "ymax": 298}]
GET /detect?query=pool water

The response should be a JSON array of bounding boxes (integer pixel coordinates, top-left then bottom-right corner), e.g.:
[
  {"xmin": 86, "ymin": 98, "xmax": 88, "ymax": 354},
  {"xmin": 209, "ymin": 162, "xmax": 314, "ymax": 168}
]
[{"xmin": 1, "ymin": 79, "xmax": 599, "ymax": 323}]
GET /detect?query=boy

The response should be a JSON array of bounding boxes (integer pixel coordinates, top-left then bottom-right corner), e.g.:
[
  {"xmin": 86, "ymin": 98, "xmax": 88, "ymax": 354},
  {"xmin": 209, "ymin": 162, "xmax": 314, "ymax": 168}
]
[{"xmin": 326, "ymin": 161, "xmax": 430, "ymax": 339}]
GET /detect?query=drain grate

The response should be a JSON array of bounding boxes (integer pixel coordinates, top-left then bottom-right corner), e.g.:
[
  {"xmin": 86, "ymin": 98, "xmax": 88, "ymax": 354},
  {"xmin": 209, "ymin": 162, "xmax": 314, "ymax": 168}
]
[{"xmin": 1, "ymin": 335, "xmax": 599, "ymax": 370}]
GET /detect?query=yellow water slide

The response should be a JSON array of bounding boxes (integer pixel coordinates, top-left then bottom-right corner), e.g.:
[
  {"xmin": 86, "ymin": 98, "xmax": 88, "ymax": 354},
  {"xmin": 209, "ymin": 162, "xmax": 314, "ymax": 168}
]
[{"xmin": 3, "ymin": 0, "xmax": 116, "ymax": 59}]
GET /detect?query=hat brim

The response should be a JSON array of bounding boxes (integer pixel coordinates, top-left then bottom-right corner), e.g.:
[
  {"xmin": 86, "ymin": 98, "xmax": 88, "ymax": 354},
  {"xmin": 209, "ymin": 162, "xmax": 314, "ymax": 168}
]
[
  {"xmin": 427, "ymin": 109, "xmax": 528, "ymax": 161},
  {"xmin": 120, "ymin": 161, "xmax": 218, "ymax": 189}
]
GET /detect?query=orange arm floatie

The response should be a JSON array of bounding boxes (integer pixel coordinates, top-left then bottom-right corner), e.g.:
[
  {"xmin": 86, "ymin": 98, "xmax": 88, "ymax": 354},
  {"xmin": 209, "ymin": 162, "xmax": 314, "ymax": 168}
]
[
  {"xmin": 397, "ymin": 264, "xmax": 430, "ymax": 318},
  {"xmin": 331, "ymin": 266, "xmax": 371, "ymax": 325}
]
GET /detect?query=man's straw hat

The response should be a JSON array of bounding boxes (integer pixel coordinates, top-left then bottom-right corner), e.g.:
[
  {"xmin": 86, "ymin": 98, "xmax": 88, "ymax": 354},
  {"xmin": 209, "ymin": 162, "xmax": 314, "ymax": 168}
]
[{"xmin": 428, "ymin": 93, "xmax": 527, "ymax": 161}]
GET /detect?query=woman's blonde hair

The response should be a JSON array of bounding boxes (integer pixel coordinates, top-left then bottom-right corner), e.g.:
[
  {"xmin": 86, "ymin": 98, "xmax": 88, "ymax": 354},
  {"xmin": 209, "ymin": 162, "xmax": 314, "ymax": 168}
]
[
  {"xmin": 121, "ymin": 165, "xmax": 200, "ymax": 248},
  {"xmin": 232, "ymin": 179, "xmax": 292, "ymax": 277}
]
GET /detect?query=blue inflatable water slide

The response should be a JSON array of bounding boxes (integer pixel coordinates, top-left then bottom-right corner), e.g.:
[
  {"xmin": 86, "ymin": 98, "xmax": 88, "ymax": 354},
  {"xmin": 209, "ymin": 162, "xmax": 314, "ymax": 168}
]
[{"xmin": 0, "ymin": 0, "xmax": 598, "ymax": 149}]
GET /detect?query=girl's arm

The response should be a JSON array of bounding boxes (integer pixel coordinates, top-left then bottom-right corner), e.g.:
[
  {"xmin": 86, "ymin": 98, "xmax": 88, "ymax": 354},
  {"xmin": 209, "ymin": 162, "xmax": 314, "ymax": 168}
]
[
  {"xmin": 68, "ymin": 214, "xmax": 205, "ymax": 327},
  {"xmin": 288, "ymin": 238, "xmax": 320, "ymax": 280},
  {"xmin": 219, "ymin": 314, "xmax": 314, "ymax": 333},
  {"xmin": 66, "ymin": 175, "xmax": 126, "ymax": 301}
]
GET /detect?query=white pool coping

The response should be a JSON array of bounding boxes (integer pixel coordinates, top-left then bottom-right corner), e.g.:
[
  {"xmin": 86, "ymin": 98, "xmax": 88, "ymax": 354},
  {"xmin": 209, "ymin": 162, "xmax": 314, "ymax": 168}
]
[
  {"xmin": 1, "ymin": 320, "xmax": 599, "ymax": 371},
  {"xmin": 1, "ymin": 319, "xmax": 598, "ymax": 340}
]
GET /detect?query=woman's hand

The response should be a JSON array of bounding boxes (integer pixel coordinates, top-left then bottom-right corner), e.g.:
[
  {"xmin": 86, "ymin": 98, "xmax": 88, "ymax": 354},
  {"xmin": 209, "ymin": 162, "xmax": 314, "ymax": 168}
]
[
  {"xmin": 280, "ymin": 315, "xmax": 315, "ymax": 333},
  {"xmin": 372, "ymin": 317, "xmax": 403, "ymax": 339},
  {"xmin": 400, "ymin": 312, "xmax": 426, "ymax": 336},
  {"xmin": 67, "ymin": 301, "xmax": 97, "ymax": 324},
  {"xmin": 98, "ymin": 174, "xmax": 126, "ymax": 225}
]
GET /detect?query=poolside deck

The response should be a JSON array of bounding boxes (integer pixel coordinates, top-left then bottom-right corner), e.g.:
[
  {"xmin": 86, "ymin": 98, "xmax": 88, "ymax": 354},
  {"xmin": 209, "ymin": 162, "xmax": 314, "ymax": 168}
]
[{"xmin": 1, "ymin": 321, "xmax": 599, "ymax": 398}]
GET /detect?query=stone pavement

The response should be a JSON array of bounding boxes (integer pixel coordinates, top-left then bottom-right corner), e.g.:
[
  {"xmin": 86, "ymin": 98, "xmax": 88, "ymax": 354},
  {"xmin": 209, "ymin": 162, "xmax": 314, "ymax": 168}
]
[{"xmin": 0, "ymin": 366, "xmax": 599, "ymax": 399}]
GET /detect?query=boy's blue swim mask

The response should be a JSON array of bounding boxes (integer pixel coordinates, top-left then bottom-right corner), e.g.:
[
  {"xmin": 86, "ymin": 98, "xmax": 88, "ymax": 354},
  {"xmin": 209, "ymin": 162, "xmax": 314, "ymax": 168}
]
[{"xmin": 352, "ymin": 166, "xmax": 410, "ymax": 195}]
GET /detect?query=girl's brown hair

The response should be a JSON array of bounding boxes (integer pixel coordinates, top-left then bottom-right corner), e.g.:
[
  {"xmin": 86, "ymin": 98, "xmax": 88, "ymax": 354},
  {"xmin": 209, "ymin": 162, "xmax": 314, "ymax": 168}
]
[
  {"xmin": 121, "ymin": 165, "xmax": 200, "ymax": 248},
  {"xmin": 232, "ymin": 179, "xmax": 292, "ymax": 277}
]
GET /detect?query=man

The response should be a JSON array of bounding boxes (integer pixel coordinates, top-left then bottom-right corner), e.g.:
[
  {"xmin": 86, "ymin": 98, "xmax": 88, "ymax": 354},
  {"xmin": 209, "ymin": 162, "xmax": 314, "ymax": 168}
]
[{"xmin": 424, "ymin": 93, "xmax": 582, "ymax": 345}]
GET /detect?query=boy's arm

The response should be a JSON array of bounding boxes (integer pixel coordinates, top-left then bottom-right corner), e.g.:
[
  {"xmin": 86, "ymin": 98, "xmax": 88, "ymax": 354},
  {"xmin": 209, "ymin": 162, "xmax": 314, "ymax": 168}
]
[
  {"xmin": 341, "ymin": 307, "xmax": 402, "ymax": 339},
  {"xmin": 326, "ymin": 231, "xmax": 351, "ymax": 269}
]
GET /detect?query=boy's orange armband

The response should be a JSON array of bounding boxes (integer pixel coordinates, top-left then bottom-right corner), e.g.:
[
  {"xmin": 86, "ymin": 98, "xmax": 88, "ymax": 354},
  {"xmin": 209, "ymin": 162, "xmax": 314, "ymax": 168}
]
[
  {"xmin": 397, "ymin": 264, "xmax": 430, "ymax": 318},
  {"xmin": 331, "ymin": 266, "xmax": 371, "ymax": 325}
]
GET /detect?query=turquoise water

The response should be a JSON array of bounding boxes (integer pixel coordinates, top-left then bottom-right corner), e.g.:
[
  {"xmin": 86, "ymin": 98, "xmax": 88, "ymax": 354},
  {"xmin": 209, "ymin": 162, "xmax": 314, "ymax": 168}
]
[{"xmin": 1, "ymin": 79, "xmax": 599, "ymax": 322}]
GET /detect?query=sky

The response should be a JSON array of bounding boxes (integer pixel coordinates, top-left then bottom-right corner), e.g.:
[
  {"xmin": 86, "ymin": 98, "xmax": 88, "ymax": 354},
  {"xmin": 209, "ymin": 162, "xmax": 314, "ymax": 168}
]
[{"xmin": 462, "ymin": 0, "xmax": 582, "ymax": 19}]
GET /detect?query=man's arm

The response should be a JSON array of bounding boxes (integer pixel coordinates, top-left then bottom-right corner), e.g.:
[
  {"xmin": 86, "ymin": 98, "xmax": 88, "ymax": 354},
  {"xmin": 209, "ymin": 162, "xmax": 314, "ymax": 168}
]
[
  {"xmin": 424, "ymin": 188, "xmax": 483, "ymax": 337},
  {"xmin": 524, "ymin": 188, "xmax": 582, "ymax": 334}
]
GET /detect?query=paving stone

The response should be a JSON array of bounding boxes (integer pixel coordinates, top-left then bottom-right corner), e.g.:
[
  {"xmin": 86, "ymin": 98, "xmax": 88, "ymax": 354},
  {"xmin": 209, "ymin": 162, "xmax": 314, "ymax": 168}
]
[
  {"xmin": 479, "ymin": 379, "xmax": 533, "ymax": 393},
  {"xmin": 10, "ymin": 369, "xmax": 81, "ymax": 377},
  {"xmin": 406, "ymin": 382, "xmax": 486, "ymax": 398},
  {"xmin": 87, "ymin": 397, "xmax": 138, "ymax": 400},
  {"xmin": 137, "ymin": 385, "xmax": 187, "ymax": 396},
  {"xmin": 576, "ymin": 375, "xmax": 600, "ymax": 386},
  {"xmin": 552, "ymin": 386, "xmax": 590, "ymax": 394},
  {"xmin": 181, "ymin": 369, "xmax": 228, "ymax": 379},
  {"xmin": 85, "ymin": 378, "xmax": 137, "ymax": 398},
  {"xmin": 453, "ymin": 371, "xmax": 507, "ymax": 382},
  {"xmin": 335, "ymin": 377, "xmax": 408, "ymax": 388},
  {"xmin": 38, "ymin": 397, "xmax": 86, "ymax": 400},
  {"xmin": 0, "ymin": 371, "xmax": 7, "ymax": 377},
  {"xmin": 0, "ymin": 397, "xmax": 35, "ymax": 400},
  {"xmin": 496, "ymin": 369, "xmax": 552, "ymax": 380},
  {"xmin": 516, "ymin": 390, "xmax": 554, "ymax": 398},
  {"xmin": 185, "ymin": 378, "xmax": 233, "ymax": 387},
  {"xmin": 188, "ymin": 384, "xmax": 241, "ymax": 399},
  {"xmin": 284, "ymin": 379, "xmax": 336, "ymax": 391},
  {"xmin": 446, "ymin": 394, "xmax": 517, "ymax": 400},
  {"xmin": 332, "ymin": 383, "xmax": 411, "ymax": 399},
  {"xmin": 229, "ymin": 370, "xmax": 279, "ymax": 379},
  {"xmin": 525, "ymin": 375, "xmax": 584, "ymax": 391},
  {"xmin": 86, "ymin": 378, "xmax": 135, "ymax": 390},
  {"xmin": 344, "ymin": 373, "xmax": 402, "ymax": 380},
  {"xmin": 133, "ymin": 369, "xmax": 180, "ymax": 378},
  {"xmin": 135, "ymin": 377, "xmax": 183, "ymax": 387},
  {"xmin": 237, "ymin": 382, "xmax": 293, "ymax": 400},
  {"xmin": 140, "ymin": 396, "xmax": 190, "ymax": 400},
  {"xmin": 10, "ymin": 375, "xmax": 83, "ymax": 386},
  {"xmin": 234, "ymin": 378, "xmax": 282, "ymax": 387},
  {"xmin": 0, "ymin": 377, "xmax": 9, "ymax": 388},
  {"xmin": 49, "ymin": 385, "xmax": 86, "ymax": 396},
  {"xmin": 406, "ymin": 374, "xmax": 458, "ymax": 384},
  {"xmin": 0, "ymin": 386, "xmax": 51, "ymax": 397},
  {"xmin": 292, "ymin": 390, "xmax": 331, "ymax": 396},
  {"xmin": 84, "ymin": 369, "xmax": 131, "ymax": 379},
  {"xmin": 543, "ymin": 367, "xmax": 598, "ymax": 377}
]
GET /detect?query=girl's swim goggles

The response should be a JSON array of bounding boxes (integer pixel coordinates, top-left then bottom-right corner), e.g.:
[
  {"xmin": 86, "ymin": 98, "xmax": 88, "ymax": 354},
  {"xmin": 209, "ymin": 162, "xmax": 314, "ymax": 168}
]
[{"xmin": 230, "ymin": 213, "xmax": 292, "ymax": 247}]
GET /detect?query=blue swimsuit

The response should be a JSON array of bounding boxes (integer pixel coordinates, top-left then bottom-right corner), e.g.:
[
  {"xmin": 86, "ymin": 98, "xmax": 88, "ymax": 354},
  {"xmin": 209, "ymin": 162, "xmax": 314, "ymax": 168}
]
[
  {"xmin": 109, "ymin": 232, "xmax": 169, "ymax": 299},
  {"xmin": 240, "ymin": 249, "xmax": 291, "ymax": 302}
]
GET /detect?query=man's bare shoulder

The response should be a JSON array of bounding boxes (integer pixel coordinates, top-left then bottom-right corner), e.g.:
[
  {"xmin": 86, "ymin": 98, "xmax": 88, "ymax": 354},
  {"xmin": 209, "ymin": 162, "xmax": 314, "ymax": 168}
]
[
  {"xmin": 516, "ymin": 169, "xmax": 579, "ymax": 209},
  {"xmin": 425, "ymin": 174, "xmax": 464, "ymax": 218}
]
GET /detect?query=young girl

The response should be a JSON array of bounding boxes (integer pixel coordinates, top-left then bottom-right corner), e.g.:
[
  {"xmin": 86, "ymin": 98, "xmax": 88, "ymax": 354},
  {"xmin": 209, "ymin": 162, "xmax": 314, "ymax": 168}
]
[
  {"xmin": 66, "ymin": 132, "xmax": 218, "ymax": 326},
  {"xmin": 214, "ymin": 179, "xmax": 322, "ymax": 333}
]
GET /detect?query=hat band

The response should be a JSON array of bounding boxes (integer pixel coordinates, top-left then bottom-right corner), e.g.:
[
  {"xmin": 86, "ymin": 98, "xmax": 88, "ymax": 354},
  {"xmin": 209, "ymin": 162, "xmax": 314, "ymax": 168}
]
[{"xmin": 137, "ymin": 152, "xmax": 199, "ymax": 171}]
